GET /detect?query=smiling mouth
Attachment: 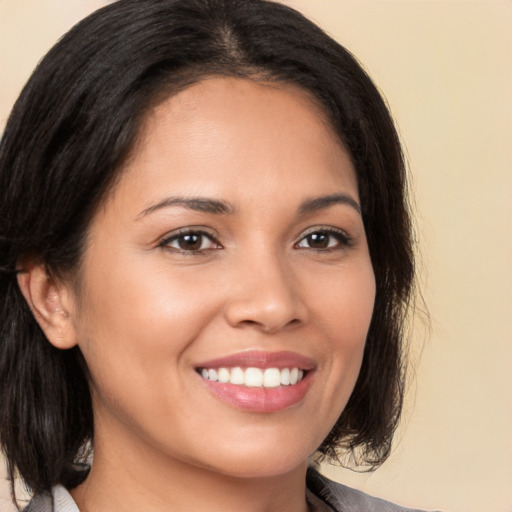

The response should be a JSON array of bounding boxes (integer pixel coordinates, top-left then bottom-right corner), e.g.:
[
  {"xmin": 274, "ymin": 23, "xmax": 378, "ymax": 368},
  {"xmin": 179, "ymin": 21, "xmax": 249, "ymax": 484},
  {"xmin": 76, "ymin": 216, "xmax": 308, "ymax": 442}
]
[{"xmin": 197, "ymin": 367, "xmax": 306, "ymax": 388}]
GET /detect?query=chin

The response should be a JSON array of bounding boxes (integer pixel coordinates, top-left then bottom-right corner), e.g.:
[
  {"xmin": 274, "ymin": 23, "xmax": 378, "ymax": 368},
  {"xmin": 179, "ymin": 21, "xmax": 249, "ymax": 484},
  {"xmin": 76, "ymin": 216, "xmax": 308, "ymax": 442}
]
[
  {"xmin": 208, "ymin": 455, "xmax": 307, "ymax": 480},
  {"xmin": 188, "ymin": 430, "xmax": 319, "ymax": 480}
]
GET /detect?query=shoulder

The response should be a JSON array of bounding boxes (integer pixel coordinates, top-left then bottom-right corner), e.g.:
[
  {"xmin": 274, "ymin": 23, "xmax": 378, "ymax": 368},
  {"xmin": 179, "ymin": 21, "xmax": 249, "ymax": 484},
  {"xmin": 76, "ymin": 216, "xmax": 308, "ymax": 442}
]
[
  {"xmin": 23, "ymin": 493, "xmax": 52, "ymax": 512},
  {"xmin": 306, "ymin": 467, "xmax": 439, "ymax": 512},
  {"xmin": 23, "ymin": 486, "xmax": 79, "ymax": 512}
]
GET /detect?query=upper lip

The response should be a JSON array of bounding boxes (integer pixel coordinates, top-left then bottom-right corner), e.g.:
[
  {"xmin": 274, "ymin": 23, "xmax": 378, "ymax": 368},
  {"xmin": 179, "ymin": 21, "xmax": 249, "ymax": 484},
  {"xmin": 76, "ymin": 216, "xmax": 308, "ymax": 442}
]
[{"xmin": 196, "ymin": 350, "xmax": 316, "ymax": 370}]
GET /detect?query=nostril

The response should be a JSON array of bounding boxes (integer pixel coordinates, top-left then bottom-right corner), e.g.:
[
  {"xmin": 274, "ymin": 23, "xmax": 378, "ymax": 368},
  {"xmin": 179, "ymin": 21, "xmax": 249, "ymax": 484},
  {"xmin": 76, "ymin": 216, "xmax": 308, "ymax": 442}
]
[{"xmin": 230, "ymin": 316, "xmax": 304, "ymax": 334}]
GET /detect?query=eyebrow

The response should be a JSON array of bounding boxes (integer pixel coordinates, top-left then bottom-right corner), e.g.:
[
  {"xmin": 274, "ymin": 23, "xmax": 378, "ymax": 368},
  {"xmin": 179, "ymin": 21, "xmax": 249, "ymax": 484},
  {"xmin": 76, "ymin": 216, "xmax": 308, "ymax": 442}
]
[
  {"xmin": 137, "ymin": 196, "xmax": 234, "ymax": 219},
  {"xmin": 137, "ymin": 192, "xmax": 360, "ymax": 219},
  {"xmin": 298, "ymin": 193, "xmax": 361, "ymax": 215}
]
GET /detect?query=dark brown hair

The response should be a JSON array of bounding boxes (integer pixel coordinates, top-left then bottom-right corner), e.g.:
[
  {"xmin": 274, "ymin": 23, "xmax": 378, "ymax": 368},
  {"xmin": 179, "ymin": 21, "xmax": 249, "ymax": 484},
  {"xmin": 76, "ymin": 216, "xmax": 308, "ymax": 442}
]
[{"xmin": 0, "ymin": 0, "xmax": 414, "ymax": 499}]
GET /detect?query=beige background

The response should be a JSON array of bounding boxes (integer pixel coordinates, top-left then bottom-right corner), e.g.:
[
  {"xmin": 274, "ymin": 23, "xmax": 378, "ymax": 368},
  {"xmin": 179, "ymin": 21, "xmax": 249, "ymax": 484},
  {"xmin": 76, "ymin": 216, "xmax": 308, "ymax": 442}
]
[{"xmin": 1, "ymin": 1, "xmax": 511, "ymax": 511}]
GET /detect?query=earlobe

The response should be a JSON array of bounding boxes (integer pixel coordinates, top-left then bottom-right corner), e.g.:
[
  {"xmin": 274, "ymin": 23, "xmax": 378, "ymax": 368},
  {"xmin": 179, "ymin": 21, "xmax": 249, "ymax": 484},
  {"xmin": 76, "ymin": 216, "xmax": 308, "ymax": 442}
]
[{"xmin": 17, "ymin": 262, "xmax": 78, "ymax": 349}]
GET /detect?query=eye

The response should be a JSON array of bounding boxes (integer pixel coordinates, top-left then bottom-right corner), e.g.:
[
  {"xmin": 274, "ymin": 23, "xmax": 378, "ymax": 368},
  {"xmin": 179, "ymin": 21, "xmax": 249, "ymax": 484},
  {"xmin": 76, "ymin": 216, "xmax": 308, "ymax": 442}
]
[
  {"xmin": 159, "ymin": 229, "xmax": 221, "ymax": 253},
  {"xmin": 295, "ymin": 228, "xmax": 351, "ymax": 251}
]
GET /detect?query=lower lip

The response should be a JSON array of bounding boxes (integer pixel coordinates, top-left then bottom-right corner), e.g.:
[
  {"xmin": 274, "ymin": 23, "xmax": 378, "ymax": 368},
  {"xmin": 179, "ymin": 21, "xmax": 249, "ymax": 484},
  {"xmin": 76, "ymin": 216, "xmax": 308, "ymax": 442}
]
[{"xmin": 199, "ymin": 372, "xmax": 313, "ymax": 413}]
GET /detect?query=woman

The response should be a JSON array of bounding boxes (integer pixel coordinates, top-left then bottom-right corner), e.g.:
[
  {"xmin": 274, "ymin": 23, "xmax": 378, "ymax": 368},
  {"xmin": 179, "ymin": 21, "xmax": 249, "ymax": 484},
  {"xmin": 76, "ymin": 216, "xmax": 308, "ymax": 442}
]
[{"xmin": 0, "ymin": 0, "xmax": 425, "ymax": 511}]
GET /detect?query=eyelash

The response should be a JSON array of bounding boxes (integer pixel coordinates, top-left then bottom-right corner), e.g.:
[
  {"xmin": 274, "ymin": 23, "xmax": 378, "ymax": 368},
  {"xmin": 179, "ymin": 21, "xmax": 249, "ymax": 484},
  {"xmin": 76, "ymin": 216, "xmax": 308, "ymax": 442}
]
[
  {"xmin": 158, "ymin": 229, "xmax": 222, "ymax": 255},
  {"xmin": 294, "ymin": 227, "xmax": 353, "ymax": 252},
  {"xmin": 158, "ymin": 227, "xmax": 352, "ymax": 255}
]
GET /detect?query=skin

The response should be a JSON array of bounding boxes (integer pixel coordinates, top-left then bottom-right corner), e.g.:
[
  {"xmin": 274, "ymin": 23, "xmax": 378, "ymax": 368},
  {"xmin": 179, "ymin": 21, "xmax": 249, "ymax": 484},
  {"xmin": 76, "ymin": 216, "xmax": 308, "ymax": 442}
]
[{"xmin": 20, "ymin": 78, "xmax": 375, "ymax": 512}]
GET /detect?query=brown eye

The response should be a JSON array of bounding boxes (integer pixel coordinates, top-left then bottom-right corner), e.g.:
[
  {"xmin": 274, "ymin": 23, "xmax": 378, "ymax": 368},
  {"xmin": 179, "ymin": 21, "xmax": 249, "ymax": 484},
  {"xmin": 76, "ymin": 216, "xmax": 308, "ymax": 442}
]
[
  {"xmin": 160, "ymin": 230, "xmax": 220, "ymax": 253},
  {"xmin": 296, "ymin": 228, "xmax": 351, "ymax": 250},
  {"xmin": 177, "ymin": 234, "xmax": 203, "ymax": 251},
  {"xmin": 305, "ymin": 232, "xmax": 330, "ymax": 249}
]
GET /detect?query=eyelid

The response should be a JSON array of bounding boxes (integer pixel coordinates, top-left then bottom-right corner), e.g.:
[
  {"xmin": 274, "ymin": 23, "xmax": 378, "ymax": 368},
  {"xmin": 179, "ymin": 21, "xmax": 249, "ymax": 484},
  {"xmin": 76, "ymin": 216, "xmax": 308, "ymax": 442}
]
[
  {"xmin": 156, "ymin": 225, "xmax": 353, "ymax": 254},
  {"xmin": 158, "ymin": 227, "xmax": 222, "ymax": 253},
  {"xmin": 295, "ymin": 225, "xmax": 353, "ymax": 249}
]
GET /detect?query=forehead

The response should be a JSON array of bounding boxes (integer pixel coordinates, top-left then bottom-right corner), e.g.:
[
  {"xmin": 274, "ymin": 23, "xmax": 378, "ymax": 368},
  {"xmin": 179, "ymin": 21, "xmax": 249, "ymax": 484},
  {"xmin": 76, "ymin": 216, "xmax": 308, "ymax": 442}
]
[{"xmin": 105, "ymin": 77, "xmax": 358, "ymax": 213}]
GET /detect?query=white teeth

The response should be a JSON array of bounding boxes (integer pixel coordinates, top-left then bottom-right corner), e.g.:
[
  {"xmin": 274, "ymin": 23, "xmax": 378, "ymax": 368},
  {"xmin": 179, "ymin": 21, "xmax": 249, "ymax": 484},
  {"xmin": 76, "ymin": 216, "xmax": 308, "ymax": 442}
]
[
  {"xmin": 263, "ymin": 368, "xmax": 281, "ymax": 388},
  {"xmin": 229, "ymin": 367, "xmax": 245, "ymax": 385},
  {"xmin": 217, "ymin": 367, "xmax": 230, "ymax": 383},
  {"xmin": 245, "ymin": 367, "xmax": 263, "ymax": 387},
  {"xmin": 199, "ymin": 366, "xmax": 306, "ymax": 388}
]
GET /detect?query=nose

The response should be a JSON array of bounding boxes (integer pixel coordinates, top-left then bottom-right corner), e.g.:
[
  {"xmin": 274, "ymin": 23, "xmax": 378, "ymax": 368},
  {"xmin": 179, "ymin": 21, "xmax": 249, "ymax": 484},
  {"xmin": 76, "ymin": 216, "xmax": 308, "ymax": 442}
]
[{"xmin": 223, "ymin": 251, "xmax": 308, "ymax": 334}]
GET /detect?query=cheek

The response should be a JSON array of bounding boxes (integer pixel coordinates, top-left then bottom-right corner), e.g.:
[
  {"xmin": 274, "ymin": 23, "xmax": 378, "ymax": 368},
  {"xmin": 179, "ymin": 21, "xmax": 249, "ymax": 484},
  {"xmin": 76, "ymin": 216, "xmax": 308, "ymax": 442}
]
[
  {"xmin": 79, "ymin": 258, "xmax": 215, "ymax": 347},
  {"xmin": 315, "ymin": 259, "xmax": 375, "ymax": 345},
  {"xmin": 73, "ymin": 258, "xmax": 220, "ymax": 402},
  {"xmin": 310, "ymin": 260, "xmax": 375, "ymax": 406}
]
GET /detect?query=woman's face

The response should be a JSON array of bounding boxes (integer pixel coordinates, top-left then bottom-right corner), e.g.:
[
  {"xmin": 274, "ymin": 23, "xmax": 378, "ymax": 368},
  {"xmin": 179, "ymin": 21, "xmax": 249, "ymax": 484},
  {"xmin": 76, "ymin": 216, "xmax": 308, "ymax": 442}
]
[{"xmin": 68, "ymin": 78, "xmax": 375, "ymax": 479}]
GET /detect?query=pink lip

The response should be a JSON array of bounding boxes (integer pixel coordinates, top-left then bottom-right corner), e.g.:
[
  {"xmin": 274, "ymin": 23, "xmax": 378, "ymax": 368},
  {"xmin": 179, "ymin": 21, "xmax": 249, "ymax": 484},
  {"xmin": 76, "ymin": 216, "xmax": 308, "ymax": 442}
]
[
  {"xmin": 195, "ymin": 351, "xmax": 316, "ymax": 413},
  {"xmin": 196, "ymin": 350, "xmax": 316, "ymax": 370}
]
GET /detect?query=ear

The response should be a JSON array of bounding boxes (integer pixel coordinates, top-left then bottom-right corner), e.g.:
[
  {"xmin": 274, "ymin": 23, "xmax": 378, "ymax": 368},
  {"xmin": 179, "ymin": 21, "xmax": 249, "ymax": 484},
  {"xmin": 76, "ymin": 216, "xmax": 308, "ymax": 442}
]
[{"xmin": 17, "ymin": 261, "xmax": 78, "ymax": 349}]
